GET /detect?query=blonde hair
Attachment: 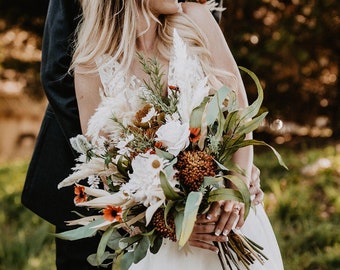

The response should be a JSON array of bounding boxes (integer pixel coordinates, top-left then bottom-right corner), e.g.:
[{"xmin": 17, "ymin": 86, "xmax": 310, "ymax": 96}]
[{"xmin": 72, "ymin": 0, "xmax": 231, "ymax": 91}]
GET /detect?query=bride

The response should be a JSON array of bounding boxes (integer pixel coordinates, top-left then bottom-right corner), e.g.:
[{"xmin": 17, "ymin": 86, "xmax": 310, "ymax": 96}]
[{"xmin": 69, "ymin": 0, "xmax": 284, "ymax": 269}]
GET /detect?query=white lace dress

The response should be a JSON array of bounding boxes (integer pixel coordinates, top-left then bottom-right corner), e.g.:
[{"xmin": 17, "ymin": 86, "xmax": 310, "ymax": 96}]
[{"xmin": 88, "ymin": 32, "xmax": 284, "ymax": 270}]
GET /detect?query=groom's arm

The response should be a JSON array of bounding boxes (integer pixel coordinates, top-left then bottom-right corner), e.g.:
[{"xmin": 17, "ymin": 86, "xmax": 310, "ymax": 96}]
[{"xmin": 41, "ymin": 0, "xmax": 82, "ymax": 148}]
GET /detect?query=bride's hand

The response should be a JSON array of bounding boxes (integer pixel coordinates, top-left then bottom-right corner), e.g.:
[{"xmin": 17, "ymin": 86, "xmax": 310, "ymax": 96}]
[
  {"xmin": 206, "ymin": 200, "xmax": 245, "ymax": 237},
  {"xmin": 188, "ymin": 214, "xmax": 227, "ymax": 252}
]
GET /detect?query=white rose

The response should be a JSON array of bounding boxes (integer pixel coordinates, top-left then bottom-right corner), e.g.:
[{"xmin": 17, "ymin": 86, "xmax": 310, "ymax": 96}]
[{"xmin": 155, "ymin": 120, "xmax": 190, "ymax": 156}]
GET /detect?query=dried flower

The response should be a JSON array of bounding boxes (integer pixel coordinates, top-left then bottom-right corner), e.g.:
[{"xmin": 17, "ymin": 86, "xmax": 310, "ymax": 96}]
[
  {"xmin": 151, "ymin": 208, "xmax": 176, "ymax": 241},
  {"xmin": 175, "ymin": 150, "xmax": 217, "ymax": 192},
  {"xmin": 103, "ymin": 205, "xmax": 123, "ymax": 222},
  {"xmin": 74, "ymin": 185, "xmax": 87, "ymax": 204}
]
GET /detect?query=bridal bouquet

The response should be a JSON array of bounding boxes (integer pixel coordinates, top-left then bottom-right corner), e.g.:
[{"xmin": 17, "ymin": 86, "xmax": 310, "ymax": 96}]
[{"xmin": 57, "ymin": 30, "xmax": 286, "ymax": 270}]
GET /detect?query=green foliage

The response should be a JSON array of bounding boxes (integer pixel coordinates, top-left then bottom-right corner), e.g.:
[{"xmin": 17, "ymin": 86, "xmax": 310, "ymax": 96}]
[
  {"xmin": 0, "ymin": 162, "xmax": 55, "ymax": 270},
  {"xmin": 255, "ymin": 144, "xmax": 340, "ymax": 270}
]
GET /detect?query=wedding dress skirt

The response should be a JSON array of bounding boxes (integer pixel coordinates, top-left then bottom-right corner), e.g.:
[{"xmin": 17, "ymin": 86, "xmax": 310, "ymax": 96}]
[{"xmin": 130, "ymin": 204, "xmax": 284, "ymax": 270}]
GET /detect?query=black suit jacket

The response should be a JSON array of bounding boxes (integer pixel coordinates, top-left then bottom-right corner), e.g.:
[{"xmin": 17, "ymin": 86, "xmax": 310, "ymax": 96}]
[{"xmin": 21, "ymin": 0, "xmax": 83, "ymax": 229}]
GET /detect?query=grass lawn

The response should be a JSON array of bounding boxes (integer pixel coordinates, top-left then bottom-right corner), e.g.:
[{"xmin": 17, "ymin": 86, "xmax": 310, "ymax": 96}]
[{"xmin": 0, "ymin": 143, "xmax": 339, "ymax": 270}]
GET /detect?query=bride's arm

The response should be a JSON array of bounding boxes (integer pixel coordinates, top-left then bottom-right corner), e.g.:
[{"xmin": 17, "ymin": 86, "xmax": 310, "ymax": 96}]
[{"xmin": 74, "ymin": 67, "xmax": 102, "ymax": 135}]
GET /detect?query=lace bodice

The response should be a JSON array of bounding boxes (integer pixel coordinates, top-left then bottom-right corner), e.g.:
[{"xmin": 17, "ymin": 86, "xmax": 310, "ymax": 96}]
[{"xmin": 86, "ymin": 29, "xmax": 210, "ymax": 142}]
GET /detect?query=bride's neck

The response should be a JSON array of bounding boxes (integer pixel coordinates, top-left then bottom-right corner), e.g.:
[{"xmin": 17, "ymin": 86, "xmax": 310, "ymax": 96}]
[{"xmin": 136, "ymin": 15, "xmax": 158, "ymax": 55}]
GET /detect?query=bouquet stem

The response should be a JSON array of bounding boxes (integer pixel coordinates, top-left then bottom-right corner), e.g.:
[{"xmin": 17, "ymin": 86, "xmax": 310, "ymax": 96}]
[{"xmin": 214, "ymin": 230, "xmax": 267, "ymax": 270}]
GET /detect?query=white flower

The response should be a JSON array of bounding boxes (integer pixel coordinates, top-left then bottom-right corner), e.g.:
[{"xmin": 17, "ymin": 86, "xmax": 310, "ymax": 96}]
[
  {"xmin": 116, "ymin": 134, "xmax": 134, "ymax": 155},
  {"xmin": 155, "ymin": 119, "xmax": 190, "ymax": 156},
  {"xmin": 121, "ymin": 153, "xmax": 168, "ymax": 207}
]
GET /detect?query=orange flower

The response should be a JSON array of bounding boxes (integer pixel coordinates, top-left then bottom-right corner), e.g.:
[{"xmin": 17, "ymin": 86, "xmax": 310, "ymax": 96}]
[
  {"xmin": 154, "ymin": 141, "xmax": 163, "ymax": 149},
  {"xmin": 189, "ymin": 127, "xmax": 201, "ymax": 143},
  {"xmin": 74, "ymin": 185, "xmax": 87, "ymax": 204},
  {"xmin": 103, "ymin": 205, "xmax": 123, "ymax": 222},
  {"xmin": 168, "ymin": 85, "xmax": 179, "ymax": 91}
]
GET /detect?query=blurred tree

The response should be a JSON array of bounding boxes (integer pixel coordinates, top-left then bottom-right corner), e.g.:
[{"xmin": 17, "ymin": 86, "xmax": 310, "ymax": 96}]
[{"xmin": 222, "ymin": 0, "xmax": 340, "ymax": 139}]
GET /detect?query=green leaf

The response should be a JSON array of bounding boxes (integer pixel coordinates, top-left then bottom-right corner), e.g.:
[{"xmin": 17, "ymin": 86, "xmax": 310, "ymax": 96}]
[
  {"xmin": 206, "ymin": 85, "xmax": 231, "ymax": 125},
  {"xmin": 107, "ymin": 230, "xmax": 125, "ymax": 250},
  {"xmin": 133, "ymin": 236, "xmax": 150, "ymax": 264},
  {"xmin": 96, "ymin": 225, "xmax": 114, "ymax": 265},
  {"xmin": 223, "ymin": 110, "xmax": 240, "ymax": 134},
  {"xmin": 155, "ymin": 148, "xmax": 174, "ymax": 160},
  {"xmin": 119, "ymin": 235, "xmax": 143, "ymax": 250},
  {"xmin": 208, "ymin": 188, "xmax": 243, "ymax": 203},
  {"xmin": 150, "ymin": 236, "xmax": 163, "ymax": 254},
  {"xmin": 227, "ymin": 139, "xmax": 288, "ymax": 170},
  {"xmin": 239, "ymin": 66, "xmax": 264, "ymax": 120},
  {"xmin": 120, "ymin": 251, "xmax": 134, "ymax": 270},
  {"xmin": 202, "ymin": 176, "xmax": 224, "ymax": 187},
  {"xmin": 236, "ymin": 112, "xmax": 268, "ymax": 135},
  {"xmin": 224, "ymin": 175, "xmax": 251, "ymax": 219},
  {"xmin": 178, "ymin": 192, "xmax": 203, "ymax": 248},
  {"xmin": 190, "ymin": 97, "xmax": 209, "ymax": 128},
  {"xmin": 87, "ymin": 251, "xmax": 114, "ymax": 267},
  {"xmin": 174, "ymin": 210, "xmax": 184, "ymax": 242},
  {"xmin": 159, "ymin": 171, "xmax": 182, "ymax": 200},
  {"xmin": 55, "ymin": 218, "xmax": 104, "ymax": 241}
]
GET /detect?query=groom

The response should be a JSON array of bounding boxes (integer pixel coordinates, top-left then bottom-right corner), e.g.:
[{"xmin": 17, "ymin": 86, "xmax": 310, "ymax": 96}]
[{"xmin": 21, "ymin": 0, "xmax": 262, "ymax": 269}]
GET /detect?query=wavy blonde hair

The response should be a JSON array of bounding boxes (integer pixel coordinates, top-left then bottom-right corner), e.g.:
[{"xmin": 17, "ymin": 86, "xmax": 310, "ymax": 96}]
[{"xmin": 72, "ymin": 0, "xmax": 232, "ymax": 91}]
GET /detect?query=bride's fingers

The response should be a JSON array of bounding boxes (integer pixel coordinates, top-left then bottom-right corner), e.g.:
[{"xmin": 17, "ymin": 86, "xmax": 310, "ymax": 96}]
[
  {"xmin": 206, "ymin": 201, "xmax": 221, "ymax": 220},
  {"xmin": 196, "ymin": 214, "xmax": 219, "ymax": 224},
  {"xmin": 188, "ymin": 240, "xmax": 219, "ymax": 252},
  {"xmin": 214, "ymin": 202, "xmax": 244, "ymax": 236},
  {"xmin": 235, "ymin": 205, "xmax": 245, "ymax": 229}
]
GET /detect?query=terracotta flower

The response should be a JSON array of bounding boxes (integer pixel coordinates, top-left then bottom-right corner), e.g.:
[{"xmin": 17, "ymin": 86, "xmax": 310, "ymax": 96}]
[
  {"xmin": 103, "ymin": 205, "xmax": 123, "ymax": 223},
  {"xmin": 74, "ymin": 185, "xmax": 87, "ymax": 204},
  {"xmin": 189, "ymin": 127, "xmax": 201, "ymax": 143}
]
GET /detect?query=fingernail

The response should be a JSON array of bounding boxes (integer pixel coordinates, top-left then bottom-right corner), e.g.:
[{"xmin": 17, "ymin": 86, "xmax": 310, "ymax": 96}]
[
  {"xmin": 222, "ymin": 229, "xmax": 229, "ymax": 236},
  {"xmin": 206, "ymin": 214, "xmax": 212, "ymax": 220},
  {"xmin": 214, "ymin": 249, "xmax": 219, "ymax": 254},
  {"xmin": 222, "ymin": 236, "xmax": 228, "ymax": 242},
  {"xmin": 235, "ymin": 227, "xmax": 240, "ymax": 230},
  {"xmin": 215, "ymin": 229, "xmax": 221, "ymax": 236}
]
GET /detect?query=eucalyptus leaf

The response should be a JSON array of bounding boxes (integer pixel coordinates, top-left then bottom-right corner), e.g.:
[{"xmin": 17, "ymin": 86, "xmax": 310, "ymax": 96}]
[
  {"xmin": 120, "ymin": 252, "xmax": 134, "ymax": 270},
  {"xmin": 97, "ymin": 225, "xmax": 114, "ymax": 265},
  {"xmin": 155, "ymin": 148, "xmax": 174, "ymax": 160},
  {"xmin": 107, "ymin": 230, "xmax": 125, "ymax": 250},
  {"xmin": 87, "ymin": 251, "xmax": 113, "ymax": 267},
  {"xmin": 159, "ymin": 171, "xmax": 182, "ymax": 200},
  {"xmin": 133, "ymin": 236, "xmax": 150, "ymax": 263},
  {"xmin": 150, "ymin": 236, "xmax": 163, "ymax": 254},
  {"xmin": 190, "ymin": 97, "xmax": 209, "ymax": 128},
  {"xmin": 174, "ymin": 210, "xmax": 184, "ymax": 242},
  {"xmin": 202, "ymin": 176, "xmax": 224, "ymax": 187},
  {"xmin": 119, "ymin": 235, "xmax": 143, "ymax": 250},
  {"xmin": 178, "ymin": 192, "xmax": 202, "ymax": 248}
]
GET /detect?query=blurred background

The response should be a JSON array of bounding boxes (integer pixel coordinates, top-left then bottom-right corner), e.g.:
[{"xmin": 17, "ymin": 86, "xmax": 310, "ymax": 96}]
[{"xmin": 0, "ymin": 0, "xmax": 339, "ymax": 269}]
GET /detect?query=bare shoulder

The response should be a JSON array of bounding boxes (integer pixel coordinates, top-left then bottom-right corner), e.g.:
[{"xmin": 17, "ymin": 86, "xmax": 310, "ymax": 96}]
[{"xmin": 181, "ymin": 2, "xmax": 217, "ymax": 29}]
